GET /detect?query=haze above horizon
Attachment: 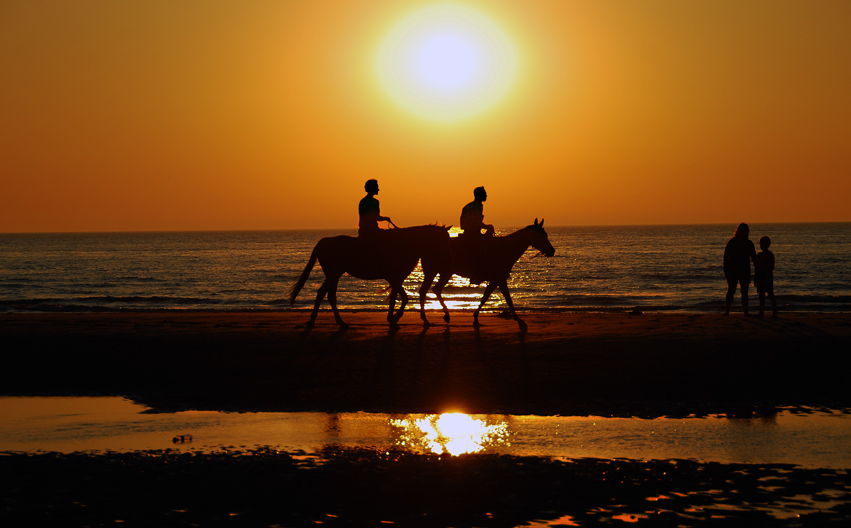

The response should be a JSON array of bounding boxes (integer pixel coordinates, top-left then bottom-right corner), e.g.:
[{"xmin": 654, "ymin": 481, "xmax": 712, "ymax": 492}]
[{"xmin": 2, "ymin": 1, "xmax": 850, "ymax": 233}]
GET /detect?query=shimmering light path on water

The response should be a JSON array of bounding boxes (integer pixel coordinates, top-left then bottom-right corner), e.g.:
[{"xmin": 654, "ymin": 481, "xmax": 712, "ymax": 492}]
[{"xmin": 1, "ymin": 397, "xmax": 849, "ymax": 469}]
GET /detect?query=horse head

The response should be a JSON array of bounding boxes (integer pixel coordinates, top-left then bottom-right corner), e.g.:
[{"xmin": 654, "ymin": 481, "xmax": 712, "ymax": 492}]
[{"xmin": 529, "ymin": 218, "xmax": 555, "ymax": 257}]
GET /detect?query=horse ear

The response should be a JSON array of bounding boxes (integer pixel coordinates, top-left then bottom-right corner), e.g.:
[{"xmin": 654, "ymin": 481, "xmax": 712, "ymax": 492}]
[
  {"xmin": 540, "ymin": 218, "xmax": 544, "ymax": 227},
  {"xmin": 534, "ymin": 218, "xmax": 539, "ymax": 226}
]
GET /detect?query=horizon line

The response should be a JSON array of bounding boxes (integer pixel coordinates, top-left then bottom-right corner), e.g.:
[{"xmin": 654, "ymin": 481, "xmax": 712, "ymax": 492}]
[{"xmin": 3, "ymin": 220, "xmax": 850, "ymax": 236}]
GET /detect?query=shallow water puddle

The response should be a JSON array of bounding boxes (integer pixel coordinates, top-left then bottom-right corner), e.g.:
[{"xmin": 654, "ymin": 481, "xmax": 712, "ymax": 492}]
[{"xmin": 1, "ymin": 397, "xmax": 850, "ymax": 468}]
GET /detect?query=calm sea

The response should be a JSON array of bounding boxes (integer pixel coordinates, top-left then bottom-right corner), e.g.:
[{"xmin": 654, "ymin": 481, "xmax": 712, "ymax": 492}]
[{"xmin": 1, "ymin": 223, "xmax": 849, "ymax": 314}]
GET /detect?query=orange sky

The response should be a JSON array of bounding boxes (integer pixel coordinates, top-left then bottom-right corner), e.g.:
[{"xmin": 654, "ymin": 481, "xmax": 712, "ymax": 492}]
[{"xmin": 2, "ymin": 1, "xmax": 850, "ymax": 232}]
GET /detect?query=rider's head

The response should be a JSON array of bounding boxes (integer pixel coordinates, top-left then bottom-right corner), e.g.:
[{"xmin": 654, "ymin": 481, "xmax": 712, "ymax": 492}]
[
  {"xmin": 365, "ymin": 179, "xmax": 379, "ymax": 195},
  {"xmin": 473, "ymin": 186, "xmax": 487, "ymax": 202}
]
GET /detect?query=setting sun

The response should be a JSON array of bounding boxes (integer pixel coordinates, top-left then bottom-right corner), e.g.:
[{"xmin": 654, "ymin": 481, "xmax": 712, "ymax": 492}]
[{"xmin": 375, "ymin": 4, "xmax": 518, "ymax": 122}]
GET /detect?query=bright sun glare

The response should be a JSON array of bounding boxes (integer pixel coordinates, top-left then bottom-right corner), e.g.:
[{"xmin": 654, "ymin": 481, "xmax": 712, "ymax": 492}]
[{"xmin": 376, "ymin": 5, "xmax": 518, "ymax": 122}]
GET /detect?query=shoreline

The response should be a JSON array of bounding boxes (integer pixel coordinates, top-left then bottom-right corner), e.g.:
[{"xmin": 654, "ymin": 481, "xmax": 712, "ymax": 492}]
[{"xmin": 3, "ymin": 311, "xmax": 850, "ymax": 417}]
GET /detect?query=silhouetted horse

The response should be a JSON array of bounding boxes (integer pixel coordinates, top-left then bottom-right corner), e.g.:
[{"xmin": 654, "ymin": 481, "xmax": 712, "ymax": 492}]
[
  {"xmin": 427, "ymin": 219, "xmax": 555, "ymax": 329},
  {"xmin": 289, "ymin": 225, "xmax": 451, "ymax": 327}
]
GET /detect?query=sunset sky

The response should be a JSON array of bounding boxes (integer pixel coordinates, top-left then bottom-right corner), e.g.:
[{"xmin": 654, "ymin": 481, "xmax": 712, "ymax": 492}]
[{"xmin": 2, "ymin": 1, "xmax": 850, "ymax": 233}]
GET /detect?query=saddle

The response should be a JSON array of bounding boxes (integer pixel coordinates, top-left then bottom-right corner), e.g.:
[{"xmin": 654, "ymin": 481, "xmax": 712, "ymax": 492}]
[{"xmin": 458, "ymin": 233, "xmax": 494, "ymax": 284}]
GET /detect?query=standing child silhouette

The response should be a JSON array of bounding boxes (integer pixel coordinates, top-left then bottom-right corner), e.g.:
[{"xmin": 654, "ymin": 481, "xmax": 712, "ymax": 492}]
[{"xmin": 754, "ymin": 235, "xmax": 778, "ymax": 318}]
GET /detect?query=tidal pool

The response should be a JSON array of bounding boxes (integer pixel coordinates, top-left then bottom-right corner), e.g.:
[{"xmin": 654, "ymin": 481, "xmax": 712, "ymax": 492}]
[{"xmin": 1, "ymin": 397, "xmax": 849, "ymax": 468}]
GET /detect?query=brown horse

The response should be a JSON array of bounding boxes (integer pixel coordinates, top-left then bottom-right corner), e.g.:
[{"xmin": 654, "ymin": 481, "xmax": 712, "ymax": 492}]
[
  {"xmin": 289, "ymin": 225, "xmax": 451, "ymax": 327},
  {"xmin": 426, "ymin": 219, "xmax": 555, "ymax": 328}
]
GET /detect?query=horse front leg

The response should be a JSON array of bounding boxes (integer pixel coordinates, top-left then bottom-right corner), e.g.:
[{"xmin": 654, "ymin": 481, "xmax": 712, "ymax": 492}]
[
  {"xmin": 419, "ymin": 269, "xmax": 437, "ymax": 327},
  {"xmin": 387, "ymin": 284, "xmax": 397, "ymax": 323},
  {"xmin": 473, "ymin": 282, "xmax": 498, "ymax": 327},
  {"xmin": 498, "ymin": 281, "xmax": 526, "ymax": 330}
]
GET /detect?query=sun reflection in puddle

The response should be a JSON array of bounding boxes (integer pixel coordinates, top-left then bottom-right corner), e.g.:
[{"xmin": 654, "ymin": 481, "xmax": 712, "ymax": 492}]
[{"xmin": 390, "ymin": 413, "xmax": 510, "ymax": 455}]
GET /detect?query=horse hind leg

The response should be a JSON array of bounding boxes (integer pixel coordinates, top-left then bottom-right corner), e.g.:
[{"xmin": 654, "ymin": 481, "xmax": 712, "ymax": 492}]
[
  {"xmin": 432, "ymin": 274, "xmax": 451, "ymax": 323},
  {"xmin": 308, "ymin": 280, "xmax": 331, "ymax": 327},
  {"xmin": 390, "ymin": 284, "xmax": 409, "ymax": 326},
  {"xmin": 326, "ymin": 277, "xmax": 347, "ymax": 327},
  {"xmin": 473, "ymin": 282, "xmax": 498, "ymax": 327}
]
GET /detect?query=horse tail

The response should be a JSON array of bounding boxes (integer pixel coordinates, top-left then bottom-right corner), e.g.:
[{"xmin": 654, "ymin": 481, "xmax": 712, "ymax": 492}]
[{"xmin": 289, "ymin": 244, "xmax": 320, "ymax": 306}]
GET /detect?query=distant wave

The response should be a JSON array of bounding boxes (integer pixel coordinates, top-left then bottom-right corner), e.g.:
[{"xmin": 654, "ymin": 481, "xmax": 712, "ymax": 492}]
[
  {"xmin": 775, "ymin": 294, "xmax": 851, "ymax": 303},
  {"xmin": 82, "ymin": 295, "xmax": 222, "ymax": 305},
  {"xmin": 0, "ymin": 296, "xmax": 223, "ymax": 312}
]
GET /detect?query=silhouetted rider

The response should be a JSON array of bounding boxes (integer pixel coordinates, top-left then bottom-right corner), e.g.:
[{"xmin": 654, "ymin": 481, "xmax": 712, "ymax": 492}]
[
  {"xmin": 460, "ymin": 186, "xmax": 494, "ymax": 238},
  {"xmin": 358, "ymin": 179, "xmax": 392, "ymax": 238},
  {"xmin": 459, "ymin": 186, "xmax": 494, "ymax": 283}
]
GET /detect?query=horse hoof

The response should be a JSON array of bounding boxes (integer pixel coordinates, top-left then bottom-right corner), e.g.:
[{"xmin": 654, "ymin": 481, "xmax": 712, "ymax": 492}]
[{"xmin": 443, "ymin": 314, "xmax": 450, "ymax": 323}]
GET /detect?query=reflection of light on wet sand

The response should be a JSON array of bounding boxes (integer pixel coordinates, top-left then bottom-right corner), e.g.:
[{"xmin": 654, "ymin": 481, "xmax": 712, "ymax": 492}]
[
  {"xmin": 422, "ymin": 296, "xmax": 482, "ymax": 311},
  {"xmin": 404, "ymin": 262, "xmax": 507, "ymax": 311},
  {"xmin": 390, "ymin": 413, "xmax": 510, "ymax": 455}
]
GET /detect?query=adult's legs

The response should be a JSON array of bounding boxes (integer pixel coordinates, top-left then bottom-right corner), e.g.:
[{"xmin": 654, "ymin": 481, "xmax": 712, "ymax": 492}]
[
  {"xmin": 768, "ymin": 288, "xmax": 778, "ymax": 317},
  {"xmin": 724, "ymin": 279, "xmax": 737, "ymax": 315}
]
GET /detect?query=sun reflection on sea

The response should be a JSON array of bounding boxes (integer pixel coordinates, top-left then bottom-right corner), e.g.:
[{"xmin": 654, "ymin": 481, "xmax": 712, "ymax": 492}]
[{"xmin": 390, "ymin": 413, "xmax": 510, "ymax": 455}]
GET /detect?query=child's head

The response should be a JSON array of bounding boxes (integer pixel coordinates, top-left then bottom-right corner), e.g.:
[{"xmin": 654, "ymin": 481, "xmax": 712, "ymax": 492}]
[{"xmin": 759, "ymin": 236, "xmax": 771, "ymax": 250}]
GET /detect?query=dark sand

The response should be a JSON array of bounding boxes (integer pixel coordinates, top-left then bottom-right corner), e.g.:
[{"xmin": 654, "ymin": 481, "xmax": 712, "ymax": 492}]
[
  {"xmin": 3, "ymin": 311, "xmax": 851, "ymax": 526},
  {"xmin": 2, "ymin": 311, "xmax": 850, "ymax": 416}
]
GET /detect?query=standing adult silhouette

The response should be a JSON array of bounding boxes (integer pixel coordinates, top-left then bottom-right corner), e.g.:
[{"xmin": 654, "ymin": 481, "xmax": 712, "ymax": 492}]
[
  {"xmin": 358, "ymin": 179, "xmax": 392, "ymax": 238},
  {"xmin": 723, "ymin": 222, "xmax": 757, "ymax": 316}
]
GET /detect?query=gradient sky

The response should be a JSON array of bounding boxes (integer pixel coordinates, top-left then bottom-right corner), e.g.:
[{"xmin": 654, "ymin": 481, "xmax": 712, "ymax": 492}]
[{"xmin": 2, "ymin": 1, "xmax": 850, "ymax": 232}]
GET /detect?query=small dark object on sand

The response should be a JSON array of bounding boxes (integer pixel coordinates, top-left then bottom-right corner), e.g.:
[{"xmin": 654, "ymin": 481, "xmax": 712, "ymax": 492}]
[
  {"xmin": 172, "ymin": 434, "xmax": 193, "ymax": 444},
  {"xmin": 629, "ymin": 308, "xmax": 644, "ymax": 315}
]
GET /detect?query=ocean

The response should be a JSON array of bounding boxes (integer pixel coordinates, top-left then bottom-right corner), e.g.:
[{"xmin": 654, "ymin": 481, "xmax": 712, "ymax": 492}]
[{"xmin": 1, "ymin": 223, "xmax": 849, "ymax": 314}]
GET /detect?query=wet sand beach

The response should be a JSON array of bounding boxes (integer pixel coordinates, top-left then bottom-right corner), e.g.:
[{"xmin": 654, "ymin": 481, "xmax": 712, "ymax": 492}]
[
  {"xmin": 2, "ymin": 311, "xmax": 850, "ymax": 416},
  {"xmin": 3, "ymin": 311, "xmax": 851, "ymax": 526}
]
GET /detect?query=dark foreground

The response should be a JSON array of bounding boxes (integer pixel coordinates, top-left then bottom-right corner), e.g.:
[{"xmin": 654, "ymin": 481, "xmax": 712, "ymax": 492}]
[
  {"xmin": 3, "ymin": 312, "xmax": 851, "ymax": 527},
  {"xmin": 2, "ymin": 312, "xmax": 851, "ymax": 416},
  {"xmin": 3, "ymin": 447, "xmax": 851, "ymax": 527}
]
